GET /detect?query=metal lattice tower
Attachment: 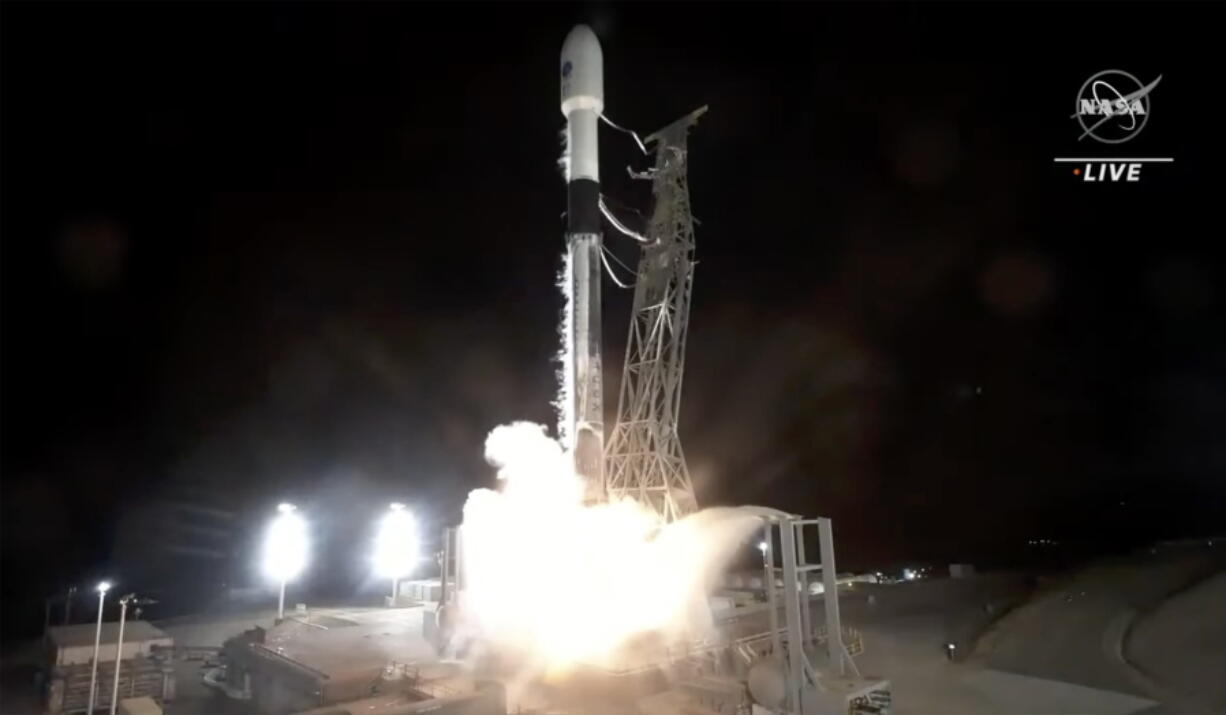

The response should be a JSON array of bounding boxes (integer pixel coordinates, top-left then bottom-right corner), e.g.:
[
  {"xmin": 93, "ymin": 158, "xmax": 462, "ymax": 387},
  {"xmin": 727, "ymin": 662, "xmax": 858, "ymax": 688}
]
[{"xmin": 603, "ymin": 106, "xmax": 706, "ymax": 523}]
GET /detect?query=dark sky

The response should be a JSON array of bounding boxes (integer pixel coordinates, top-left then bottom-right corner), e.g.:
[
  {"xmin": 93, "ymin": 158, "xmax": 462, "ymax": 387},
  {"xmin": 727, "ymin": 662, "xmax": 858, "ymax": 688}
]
[{"xmin": 2, "ymin": 2, "xmax": 1222, "ymax": 633}]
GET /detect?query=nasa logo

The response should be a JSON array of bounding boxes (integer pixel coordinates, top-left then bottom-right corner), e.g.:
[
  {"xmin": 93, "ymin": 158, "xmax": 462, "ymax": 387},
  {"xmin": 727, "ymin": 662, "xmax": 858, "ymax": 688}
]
[
  {"xmin": 1072, "ymin": 70, "xmax": 1162, "ymax": 144},
  {"xmin": 1058, "ymin": 69, "xmax": 1172, "ymax": 182},
  {"xmin": 561, "ymin": 61, "xmax": 573, "ymax": 78}
]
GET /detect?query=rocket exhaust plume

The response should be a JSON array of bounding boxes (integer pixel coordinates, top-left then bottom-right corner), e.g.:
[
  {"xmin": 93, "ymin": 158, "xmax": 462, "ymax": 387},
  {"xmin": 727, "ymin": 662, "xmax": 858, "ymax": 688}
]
[{"xmin": 458, "ymin": 422, "xmax": 765, "ymax": 674}]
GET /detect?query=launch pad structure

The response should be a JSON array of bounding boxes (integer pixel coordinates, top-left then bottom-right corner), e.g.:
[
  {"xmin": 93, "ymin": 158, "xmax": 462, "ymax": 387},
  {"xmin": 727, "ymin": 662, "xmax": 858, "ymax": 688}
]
[
  {"xmin": 434, "ymin": 24, "xmax": 891, "ymax": 715},
  {"xmin": 603, "ymin": 107, "xmax": 705, "ymax": 524},
  {"xmin": 558, "ymin": 26, "xmax": 700, "ymax": 524},
  {"xmin": 151, "ymin": 21, "xmax": 907, "ymax": 715},
  {"xmin": 434, "ymin": 508, "xmax": 888, "ymax": 715},
  {"xmin": 553, "ymin": 26, "xmax": 892, "ymax": 709}
]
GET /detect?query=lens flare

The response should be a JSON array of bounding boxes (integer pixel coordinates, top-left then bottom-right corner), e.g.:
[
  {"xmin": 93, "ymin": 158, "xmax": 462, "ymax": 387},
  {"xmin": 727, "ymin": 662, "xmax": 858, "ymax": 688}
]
[{"xmin": 458, "ymin": 421, "xmax": 762, "ymax": 671}]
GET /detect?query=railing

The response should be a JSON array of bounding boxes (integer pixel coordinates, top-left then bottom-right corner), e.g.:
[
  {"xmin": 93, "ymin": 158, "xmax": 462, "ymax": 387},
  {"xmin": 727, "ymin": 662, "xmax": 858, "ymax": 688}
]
[
  {"xmin": 55, "ymin": 657, "xmax": 168, "ymax": 714},
  {"xmin": 250, "ymin": 643, "xmax": 331, "ymax": 682},
  {"xmin": 815, "ymin": 624, "xmax": 865, "ymax": 657}
]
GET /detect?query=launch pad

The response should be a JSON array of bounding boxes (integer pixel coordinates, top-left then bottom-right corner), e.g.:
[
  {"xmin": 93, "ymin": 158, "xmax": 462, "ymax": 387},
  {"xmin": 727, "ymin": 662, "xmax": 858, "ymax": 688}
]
[
  {"xmin": 205, "ymin": 23, "xmax": 888, "ymax": 715},
  {"xmin": 432, "ymin": 24, "xmax": 888, "ymax": 715},
  {"xmin": 433, "ymin": 508, "xmax": 888, "ymax": 715}
]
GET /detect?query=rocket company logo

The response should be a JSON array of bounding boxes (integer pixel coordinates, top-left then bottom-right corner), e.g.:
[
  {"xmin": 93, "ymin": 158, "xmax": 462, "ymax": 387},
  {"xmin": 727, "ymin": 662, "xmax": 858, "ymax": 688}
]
[
  {"xmin": 561, "ymin": 61, "xmax": 573, "ymax": 78},
  {"xmin": 1072, "ymin": 70, "xmax": 1161, "ymax": 144}
]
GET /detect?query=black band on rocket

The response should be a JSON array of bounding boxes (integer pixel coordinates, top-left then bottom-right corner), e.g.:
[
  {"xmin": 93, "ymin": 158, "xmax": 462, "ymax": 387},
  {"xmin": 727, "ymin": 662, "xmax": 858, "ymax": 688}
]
[{"xmin": 567, "ymin": 179, "xmax": 601, "ymax": 235}]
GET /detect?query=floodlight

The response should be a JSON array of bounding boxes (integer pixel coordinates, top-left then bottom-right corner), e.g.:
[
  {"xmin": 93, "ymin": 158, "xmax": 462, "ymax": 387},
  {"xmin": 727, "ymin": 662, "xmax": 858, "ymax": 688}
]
[
  {"xmin": 262, "ymin": 503, "xmax": 308, "ymax": 582},
  {"xmin": 374, "ymin": 502, "xmax": 418, "ymax": 580}
]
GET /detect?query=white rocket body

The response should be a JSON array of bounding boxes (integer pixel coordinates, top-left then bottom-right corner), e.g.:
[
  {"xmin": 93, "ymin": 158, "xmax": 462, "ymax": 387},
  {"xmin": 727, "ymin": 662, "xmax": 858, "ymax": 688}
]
[
  {"xmin": 561, "ymin": 25, "xmax": 603, "ymax": 183},
  {"xmin": 560, "ymin": 25, "xmax": 604, "ymax": 498}
]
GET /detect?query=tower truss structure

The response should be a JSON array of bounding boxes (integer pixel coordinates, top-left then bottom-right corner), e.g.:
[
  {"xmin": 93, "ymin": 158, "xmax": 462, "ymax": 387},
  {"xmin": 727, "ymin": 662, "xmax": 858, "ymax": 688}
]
[{"xmin": 603, "ymin": 106, "xmax": 706, "ymax": 523}]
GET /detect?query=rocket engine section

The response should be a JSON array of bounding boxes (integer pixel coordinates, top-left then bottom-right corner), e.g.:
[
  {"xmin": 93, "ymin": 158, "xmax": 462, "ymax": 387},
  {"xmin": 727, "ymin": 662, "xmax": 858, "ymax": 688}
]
[{"xmin": 560, "ymin": 25, "xmax": 605, "ymax": 500}]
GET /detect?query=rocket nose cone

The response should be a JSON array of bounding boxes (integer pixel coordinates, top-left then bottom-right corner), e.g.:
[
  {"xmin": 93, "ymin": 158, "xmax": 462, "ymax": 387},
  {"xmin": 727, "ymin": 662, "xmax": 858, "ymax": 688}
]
[
  {"xmin": 561, "ymin": 24, "xmax": 604, "ymax": 115},
  {"xmin": 562, "ymin": 24, "xmax": 602, "ymax": 61}
]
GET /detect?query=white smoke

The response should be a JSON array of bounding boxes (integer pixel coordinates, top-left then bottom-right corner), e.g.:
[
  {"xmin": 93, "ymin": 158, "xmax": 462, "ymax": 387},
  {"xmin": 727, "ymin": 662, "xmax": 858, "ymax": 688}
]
[{"xmin": 458, "ymin": 421, "xmax": 765, "ymax": 674}]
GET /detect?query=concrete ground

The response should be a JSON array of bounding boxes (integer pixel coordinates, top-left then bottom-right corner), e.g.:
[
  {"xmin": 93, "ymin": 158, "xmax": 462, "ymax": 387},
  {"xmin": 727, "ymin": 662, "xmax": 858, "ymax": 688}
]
[
  {"xmin": 972, "ymin": 546, "xmax": 1225, "ymax": 714},
  {"xmin": 1127, "ymin": 569, "xmax": 1226, "ymax": 713},
  {"xmin": 157, "ymin": 604, "xmax": 436, "ymax": 714},
  {"xmin": 6, "ymin": 548, "xmax": 1220, "ymax": 714},
  {"xmin": 853, "ymin": 612, "xmax": 1157, "ymax": 715},
  {"xmin": 832, "ymin": 546, "xmax": 1225, "ymax": 715},
  {"xmin": 261, "ymin": 606, "xmax": 435, "ymax": 673}
]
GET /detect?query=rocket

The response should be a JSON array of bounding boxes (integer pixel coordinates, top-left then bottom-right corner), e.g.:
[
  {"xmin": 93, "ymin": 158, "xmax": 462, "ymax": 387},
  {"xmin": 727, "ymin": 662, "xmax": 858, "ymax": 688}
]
[{"xmin": 560, "ymin": 25, "xmax": 604, "ymax": 497}]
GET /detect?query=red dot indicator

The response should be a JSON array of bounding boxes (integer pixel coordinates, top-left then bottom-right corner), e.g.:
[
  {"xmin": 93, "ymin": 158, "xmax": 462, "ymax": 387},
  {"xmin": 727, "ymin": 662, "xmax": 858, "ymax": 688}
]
[{"xmin": 1072, "ymin": 168, "xmax": 1081, "ymax": 176}]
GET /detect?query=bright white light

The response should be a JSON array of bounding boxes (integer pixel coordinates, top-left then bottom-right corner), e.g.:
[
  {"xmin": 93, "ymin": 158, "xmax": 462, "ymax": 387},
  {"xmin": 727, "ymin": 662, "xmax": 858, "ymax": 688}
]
[
  {"xmin": 262, "ymin": 503, "xmax": 308, "ymax": 583},
  {"xmin": 903, "ymin": 568, "xmax": 917, "ymax": 581},
  {"xmin": 460, "ymin": 421, "xmax": 763, "ymax": 673},
  {"xmin": 757, "ymin": 541, "xmax": 768, "ymax": 553},
  {"xmin": 96, "ymin": 581, "xmax": 112, "ymax": 593},
  {"xmin": 374, "ymin": 503, "xmax": 419, "ymax": 579}
]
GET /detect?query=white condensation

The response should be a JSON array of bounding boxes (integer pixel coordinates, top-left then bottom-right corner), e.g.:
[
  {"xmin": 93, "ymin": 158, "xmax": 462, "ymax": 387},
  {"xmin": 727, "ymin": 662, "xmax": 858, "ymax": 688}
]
[
  {"xmin": 554, "ymin": 250, "xmax": 575, "ymax": 449},
  {"xmin": 557, "ymin": 127, "xmax": 569, "ymax": 182}
]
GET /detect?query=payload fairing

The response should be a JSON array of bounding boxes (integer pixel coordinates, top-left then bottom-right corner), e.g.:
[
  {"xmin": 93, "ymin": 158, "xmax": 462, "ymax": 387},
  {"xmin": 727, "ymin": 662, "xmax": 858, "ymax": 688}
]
[{"xmin": 560, "ymin": 25, "xmax": 604, "ymax": 498}]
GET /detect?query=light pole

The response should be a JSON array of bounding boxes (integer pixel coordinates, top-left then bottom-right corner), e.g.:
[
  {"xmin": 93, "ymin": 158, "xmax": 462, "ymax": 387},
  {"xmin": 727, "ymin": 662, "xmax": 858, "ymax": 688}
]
[
  {"xmin": 374, "ymin": 502, "xmax": 418, "ymax": 607},
  {"xmin": 108, "ymin": 594, "xmax": 156, "ymax": 715},
  {"xmin": 263, "ymin": 503, "xmax": 308, "ymax": 621},
  {"xmin": 107, "ymin": 593, "xmax": 133, "ymax": 715},
  {"xmin": 87, "ymin": 581, "xmax": 111, "ymax": 713}
]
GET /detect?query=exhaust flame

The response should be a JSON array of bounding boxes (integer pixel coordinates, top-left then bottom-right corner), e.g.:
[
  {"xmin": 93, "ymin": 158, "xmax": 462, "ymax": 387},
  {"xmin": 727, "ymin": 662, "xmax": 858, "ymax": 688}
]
[{"xmin": 459, "ymin": 422, "xmax": 764, "ymax": 671}]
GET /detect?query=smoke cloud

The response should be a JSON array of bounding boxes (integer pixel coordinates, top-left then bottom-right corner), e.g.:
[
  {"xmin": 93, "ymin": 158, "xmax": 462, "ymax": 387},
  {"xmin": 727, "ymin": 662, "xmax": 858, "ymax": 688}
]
[{"xmin": 457, "ymin": 421, "xmax": 765, "ymax": 675}]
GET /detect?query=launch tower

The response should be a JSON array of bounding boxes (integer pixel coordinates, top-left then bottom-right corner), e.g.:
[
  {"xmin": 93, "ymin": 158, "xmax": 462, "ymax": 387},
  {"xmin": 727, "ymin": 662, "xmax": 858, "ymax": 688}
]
[{"xmin": 602, "ymin": 107, "xmax": 706, "ymax": 523}]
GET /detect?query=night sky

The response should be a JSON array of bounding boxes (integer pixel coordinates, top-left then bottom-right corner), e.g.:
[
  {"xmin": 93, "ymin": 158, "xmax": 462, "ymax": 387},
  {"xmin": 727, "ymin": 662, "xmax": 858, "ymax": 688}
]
[{"xmin": 2, "ymin": 3, "xmax": 1222, "ymax": 636}]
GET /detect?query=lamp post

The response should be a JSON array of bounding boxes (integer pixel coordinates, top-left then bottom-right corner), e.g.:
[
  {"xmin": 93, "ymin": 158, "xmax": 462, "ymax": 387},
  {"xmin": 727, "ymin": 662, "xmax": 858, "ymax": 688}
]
[
  {"xmin": 107, "ymin": 594, "xmax": 134, "ymax": 715},
  {"xmin": 263, "ymin": 503, "xmax": 308, "ymax": 621},
  {"xmin": 374, "ymin": 502, "xmax": 418, "ymax": 607},
  {"xmin": 107, "ymin": 594, "xmax": 156, "ymax": 715},
  {"xmin": 87, "ymin": 581, "xmax": 111, "ymax": 713}
]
